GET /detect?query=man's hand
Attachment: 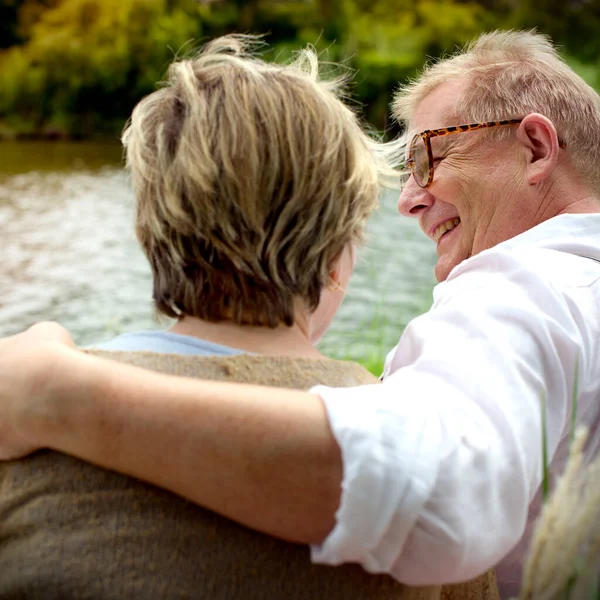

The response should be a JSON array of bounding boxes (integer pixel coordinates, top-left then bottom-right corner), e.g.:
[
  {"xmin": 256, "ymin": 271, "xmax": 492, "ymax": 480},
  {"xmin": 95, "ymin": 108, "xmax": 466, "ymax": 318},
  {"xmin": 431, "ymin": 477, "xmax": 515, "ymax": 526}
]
[{"xmin": 0, "ymin": 322, "xmax": 75, "ymax": 460}]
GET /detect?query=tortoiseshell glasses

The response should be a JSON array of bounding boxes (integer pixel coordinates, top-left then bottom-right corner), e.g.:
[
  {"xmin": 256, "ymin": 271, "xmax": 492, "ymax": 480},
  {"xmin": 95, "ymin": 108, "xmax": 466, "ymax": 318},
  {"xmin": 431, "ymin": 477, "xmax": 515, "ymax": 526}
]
[{"xmin": 405, "ymin": 119, "xmax": 565, "ymax": 188}]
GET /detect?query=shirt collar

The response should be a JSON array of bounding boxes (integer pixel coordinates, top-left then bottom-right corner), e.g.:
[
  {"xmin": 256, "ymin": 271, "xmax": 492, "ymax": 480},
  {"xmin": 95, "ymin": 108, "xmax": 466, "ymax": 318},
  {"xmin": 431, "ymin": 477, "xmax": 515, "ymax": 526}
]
[
  {"xmin": 495, "ymin": 213, "xmax": 600, "ymax": 260},
  {"xmin": 445, "ymin": 213, "xmax": 600, "ymax": 282}
]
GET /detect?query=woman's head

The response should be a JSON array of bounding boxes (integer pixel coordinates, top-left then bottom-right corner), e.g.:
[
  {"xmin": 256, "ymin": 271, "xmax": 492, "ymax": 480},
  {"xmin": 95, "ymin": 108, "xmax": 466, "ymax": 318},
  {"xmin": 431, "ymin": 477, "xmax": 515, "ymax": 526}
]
[{"xmin": 123, "ymin": 34, "xmax": 388, "ymax": 329}]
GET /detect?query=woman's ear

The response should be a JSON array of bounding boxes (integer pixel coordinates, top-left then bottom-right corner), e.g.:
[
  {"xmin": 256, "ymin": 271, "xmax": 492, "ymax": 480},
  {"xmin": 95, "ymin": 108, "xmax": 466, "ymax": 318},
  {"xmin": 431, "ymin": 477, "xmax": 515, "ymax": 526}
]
[
  {"xmin": 327, "ymin": 264, "xmax": 343, "ymax": 292},
  {"xmin": 309, "ymin": 244, "xmax": 356, "ymax": 345},
  {"xmin": 327, "ymin": 244, "xmax": 356, "ymax": 292},
  {"xmin": 516, "ymin": 113, "xmax": 561, "ymax": 185}
]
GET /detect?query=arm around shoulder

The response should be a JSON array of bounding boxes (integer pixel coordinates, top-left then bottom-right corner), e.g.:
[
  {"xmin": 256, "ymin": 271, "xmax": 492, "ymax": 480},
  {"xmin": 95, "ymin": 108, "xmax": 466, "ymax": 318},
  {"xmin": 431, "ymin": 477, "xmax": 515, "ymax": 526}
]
[{"xmin": 4, "ymin": 334, "xmax": 343, "ymax": 544}]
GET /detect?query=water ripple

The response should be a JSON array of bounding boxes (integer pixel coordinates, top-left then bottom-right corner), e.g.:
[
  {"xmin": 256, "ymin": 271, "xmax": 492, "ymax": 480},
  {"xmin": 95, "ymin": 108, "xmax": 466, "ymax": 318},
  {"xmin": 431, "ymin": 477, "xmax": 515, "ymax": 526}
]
[{"xmin": 0, "ymin": 149, "xmax": 437, "ymax": 363}]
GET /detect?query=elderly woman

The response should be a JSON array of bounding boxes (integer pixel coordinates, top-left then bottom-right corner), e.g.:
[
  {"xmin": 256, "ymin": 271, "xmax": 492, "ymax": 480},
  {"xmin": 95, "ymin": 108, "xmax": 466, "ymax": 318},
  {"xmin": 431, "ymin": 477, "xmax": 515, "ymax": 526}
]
[
  {"xmin": 0, "ymin": 35, "xmax": 498, "ymax": 599},
  {"xmin": 93, "ymin": 34, "xmax": 378, "ymax": 358}
]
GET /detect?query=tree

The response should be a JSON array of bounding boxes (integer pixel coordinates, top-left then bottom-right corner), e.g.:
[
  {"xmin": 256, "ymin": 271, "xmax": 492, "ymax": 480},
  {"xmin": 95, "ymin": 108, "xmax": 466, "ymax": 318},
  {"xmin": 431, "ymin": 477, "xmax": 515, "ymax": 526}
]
[{"xmin": 0, "ymin": 0, "xmax": 205, "ymax": 136}]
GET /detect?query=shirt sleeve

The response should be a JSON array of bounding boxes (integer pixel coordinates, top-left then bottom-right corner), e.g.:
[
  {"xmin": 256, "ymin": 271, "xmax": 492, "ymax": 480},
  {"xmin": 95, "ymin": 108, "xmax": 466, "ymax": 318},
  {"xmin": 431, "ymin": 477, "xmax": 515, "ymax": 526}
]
[{"xmin": 309, "ymin": 251, "xmax": 581, "ymax": 585}]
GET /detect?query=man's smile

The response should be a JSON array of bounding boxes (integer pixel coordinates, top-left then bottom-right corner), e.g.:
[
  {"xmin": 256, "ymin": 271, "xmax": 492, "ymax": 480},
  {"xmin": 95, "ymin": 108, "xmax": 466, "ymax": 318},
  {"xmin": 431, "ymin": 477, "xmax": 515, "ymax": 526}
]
[{"xmin": 430, "ymin": 217, "xmax": 461, "ymax": 243}]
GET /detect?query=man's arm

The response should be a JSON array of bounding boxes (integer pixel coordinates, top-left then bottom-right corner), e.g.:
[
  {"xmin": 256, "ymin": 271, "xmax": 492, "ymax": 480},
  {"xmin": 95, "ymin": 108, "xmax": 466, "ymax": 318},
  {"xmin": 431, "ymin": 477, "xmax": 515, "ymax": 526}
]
[
  {"xmin": 0, "ymin": 323, "xmax": 342, "ymax": 544},
  {"xmin": 1, "ymin": 249, "xmax": 586, "ymax": 588}
]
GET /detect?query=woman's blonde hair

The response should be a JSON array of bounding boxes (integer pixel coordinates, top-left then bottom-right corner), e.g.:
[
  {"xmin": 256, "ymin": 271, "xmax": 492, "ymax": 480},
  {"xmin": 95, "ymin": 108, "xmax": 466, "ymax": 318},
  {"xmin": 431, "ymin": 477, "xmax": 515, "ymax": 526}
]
[
  {"xmin": 393, "ymin": 30, "xmax": 600, "ymax": 192},
  {"xmin": 123, "ymin": 35, "xmax": 397, "ymax": 327}
]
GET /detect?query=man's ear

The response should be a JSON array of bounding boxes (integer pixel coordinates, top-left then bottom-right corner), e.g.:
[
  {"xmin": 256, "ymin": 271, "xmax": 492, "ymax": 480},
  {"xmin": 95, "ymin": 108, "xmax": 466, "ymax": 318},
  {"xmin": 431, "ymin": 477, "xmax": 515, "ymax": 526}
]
[{"xmin": 515, "ymin": 113, "xmax": 561, "ymax": 185}]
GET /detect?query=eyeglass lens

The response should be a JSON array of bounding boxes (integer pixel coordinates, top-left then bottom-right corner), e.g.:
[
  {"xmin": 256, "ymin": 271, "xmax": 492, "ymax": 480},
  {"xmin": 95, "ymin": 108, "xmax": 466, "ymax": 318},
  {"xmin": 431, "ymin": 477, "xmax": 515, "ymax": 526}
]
[{"xmin": 410, "ymin": 136, "xmax": 429, "ymax": 187}]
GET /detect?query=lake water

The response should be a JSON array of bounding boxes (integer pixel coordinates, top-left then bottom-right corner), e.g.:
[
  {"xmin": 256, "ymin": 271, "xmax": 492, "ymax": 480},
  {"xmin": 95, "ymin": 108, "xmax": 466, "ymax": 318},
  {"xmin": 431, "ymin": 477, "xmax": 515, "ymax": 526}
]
[{"xmin": 0, "ymin": 141, "xmax": 437, "ymax": 366}]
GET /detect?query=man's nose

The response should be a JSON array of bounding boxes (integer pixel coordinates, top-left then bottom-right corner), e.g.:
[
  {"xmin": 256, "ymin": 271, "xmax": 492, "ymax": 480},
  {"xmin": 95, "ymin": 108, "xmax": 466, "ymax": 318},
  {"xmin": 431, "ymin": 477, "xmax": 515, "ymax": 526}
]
[{"xmin": 397, "ymin": 177, "xmax": 434, "ymax": 217}]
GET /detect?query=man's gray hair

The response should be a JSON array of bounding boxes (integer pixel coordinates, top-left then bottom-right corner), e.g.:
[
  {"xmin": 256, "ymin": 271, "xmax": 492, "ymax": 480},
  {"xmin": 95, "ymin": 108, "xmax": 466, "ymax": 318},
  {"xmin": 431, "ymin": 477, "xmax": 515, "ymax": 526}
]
[{"xmin": 394, "ymin": 30, "xmax": 600, "ymax": 192}]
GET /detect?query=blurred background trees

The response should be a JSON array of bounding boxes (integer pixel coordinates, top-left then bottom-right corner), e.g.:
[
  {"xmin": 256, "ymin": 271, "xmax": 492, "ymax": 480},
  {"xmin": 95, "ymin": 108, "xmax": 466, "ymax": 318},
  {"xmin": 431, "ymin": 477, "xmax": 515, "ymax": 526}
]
[{"xmin": 1, "ymin": 0, "xmax": 599, "ymax": 139}]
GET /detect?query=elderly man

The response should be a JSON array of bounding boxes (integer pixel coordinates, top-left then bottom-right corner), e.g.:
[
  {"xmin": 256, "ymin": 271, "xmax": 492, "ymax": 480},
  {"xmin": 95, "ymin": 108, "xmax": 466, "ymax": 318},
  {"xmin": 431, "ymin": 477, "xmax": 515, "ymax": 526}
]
[{"xmin": 1, "ymin": 30, "xmax": 599, "ymax": 599}]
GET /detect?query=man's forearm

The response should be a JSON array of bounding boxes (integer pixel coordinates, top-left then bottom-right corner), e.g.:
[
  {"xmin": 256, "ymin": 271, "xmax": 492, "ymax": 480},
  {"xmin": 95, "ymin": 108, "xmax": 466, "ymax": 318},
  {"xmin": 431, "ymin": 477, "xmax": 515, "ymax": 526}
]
[{"xmin": 38, "ymin": 350, "xmax": 342, "ymax": 544}]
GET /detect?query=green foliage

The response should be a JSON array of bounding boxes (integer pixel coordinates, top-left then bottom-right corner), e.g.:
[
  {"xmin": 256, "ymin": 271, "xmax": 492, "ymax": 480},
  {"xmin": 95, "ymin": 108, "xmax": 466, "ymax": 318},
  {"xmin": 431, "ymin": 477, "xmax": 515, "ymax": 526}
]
[
  {"xmin": 0, "ymin": 0, "xmax": 21, "ymax": 48},
  {"xmin": 0, "ymin": 0, "xmax": 204, "ymax": 137},
  {"xmin": 2, "ymin": 0, "xmax": 600, "ymax": 137},
  {"xmin": 505, "ymin": 0, "xmax": 600, "ymax": 64},
  {"xmin": 359, "ymin": 356, "xmax": 386, "ymax": 378}
]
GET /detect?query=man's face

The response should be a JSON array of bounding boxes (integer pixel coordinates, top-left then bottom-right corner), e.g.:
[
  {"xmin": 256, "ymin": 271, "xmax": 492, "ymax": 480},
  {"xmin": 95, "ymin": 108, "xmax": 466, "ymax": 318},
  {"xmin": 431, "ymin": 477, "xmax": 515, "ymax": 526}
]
[{"xmin": 398, "ymin": 79, "xmax": 529, "ymax": 282}]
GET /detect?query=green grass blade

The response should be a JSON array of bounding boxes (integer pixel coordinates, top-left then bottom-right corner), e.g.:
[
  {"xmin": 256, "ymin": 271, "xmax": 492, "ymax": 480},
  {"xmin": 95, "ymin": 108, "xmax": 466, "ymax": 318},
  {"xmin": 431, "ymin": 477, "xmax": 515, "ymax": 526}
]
[
  {"xmin": 563, "ymin": 559, "xmax": 582, "ymax": 600},
  {"xmin": 590, "ymin": 566, "xmax": 600, "ymax": 600},
  {"xmin": 570, "ymin": 354, "xmax": 579, "ymax": 450},
  {"xmin": 541, "ymin": 391, "xmax": 550, "ymax": 503}
]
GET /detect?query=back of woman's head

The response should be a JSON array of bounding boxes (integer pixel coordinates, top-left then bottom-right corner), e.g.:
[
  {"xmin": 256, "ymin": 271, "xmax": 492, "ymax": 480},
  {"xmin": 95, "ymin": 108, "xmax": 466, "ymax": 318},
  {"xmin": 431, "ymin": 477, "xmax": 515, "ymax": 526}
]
[{"xmin": 123, "ymin": 34, "xmax": 385, "ymax": 327}]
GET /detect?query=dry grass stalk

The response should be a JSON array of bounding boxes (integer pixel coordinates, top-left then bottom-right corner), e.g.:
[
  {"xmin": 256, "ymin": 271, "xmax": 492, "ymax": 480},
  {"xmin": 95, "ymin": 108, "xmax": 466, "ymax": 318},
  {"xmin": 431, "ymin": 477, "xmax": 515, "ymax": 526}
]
[{"xmin": 519, "ymin": 428, "xmax": 600, "ymax": 599}]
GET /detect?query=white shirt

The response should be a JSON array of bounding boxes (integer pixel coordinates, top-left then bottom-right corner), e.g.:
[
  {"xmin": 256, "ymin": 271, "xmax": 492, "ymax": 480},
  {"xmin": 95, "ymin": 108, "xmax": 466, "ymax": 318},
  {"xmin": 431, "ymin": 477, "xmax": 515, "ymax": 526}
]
[{"xmin": 310, "ymin": 213, "xmax": 600, "ymax": 599}]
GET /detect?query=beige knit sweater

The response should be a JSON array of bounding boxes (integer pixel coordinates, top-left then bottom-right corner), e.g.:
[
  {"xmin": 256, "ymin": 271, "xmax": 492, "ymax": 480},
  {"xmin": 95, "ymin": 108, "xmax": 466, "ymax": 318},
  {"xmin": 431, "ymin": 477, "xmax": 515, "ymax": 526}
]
[{"xmin": 0, "ymin": 351, "xmax": 499, "ymax": 600}]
